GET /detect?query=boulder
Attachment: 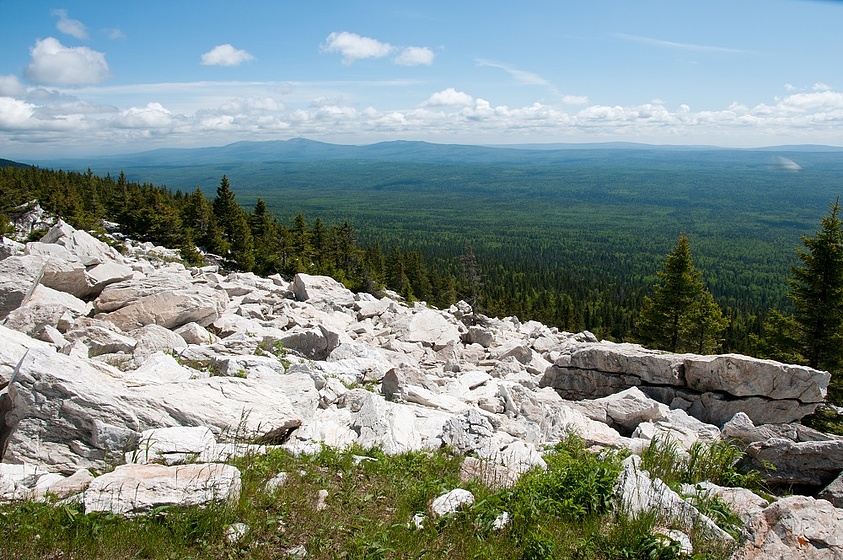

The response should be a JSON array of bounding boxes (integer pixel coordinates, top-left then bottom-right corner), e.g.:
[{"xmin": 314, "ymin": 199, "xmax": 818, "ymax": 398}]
[
  {"xmin": 174, "ymin": 322, "xmax": 218, "ymax": 345},
  {"xmin": 84, "ymin": 261, "xmax": 135, "ymax": 297},
  {"xmin": 404, "ymin": 309, "xmax": 462, "ymax": 350},
  {"xmin": 64, "ymin": 324, "xmax": 137, "ymax": 357},
  {"xmin": 0, "ymin": 255, "xmax": 47, "ymax": 319},
  {"xmin": 680, "ymin": 481, "xmax": 769, "ymax": 525},
  {"xmin": 130, "ymin": 324, "xmax": 187, "ymax": 362},
  {"xmin": 41, "ymin": 221, "xmax": 123, "ymax": 267},
  {"xmin": 129, "ymin": 426, "xmax": 218, "ymax": 465},
  {"xmin": 734, "ymin": 495, "xmax": 843, "ymax": 560},
  {"xmin": 744, "ymin": 437, "xmax": 843, "ymax": 487},
  {"xmin": 292, "ymin": 273, "xmax": 355, "ymax": 308},
  {"xmin": 430, "ymin": 488, "xmax": 475, "ymax": 517},
  {"xmin": 684, "ymin": 354, "xmax": 829, "ymax": 402},
  {"xmin": 5, "ymin": 346, "xmax": 318, "ymax": 472},
  {"xmin": 818, "ymin": 471, "xmax": 843, "ymax": 508},
  {"xmin": 382, "ymin": 364, "xmax": 439, "ymax": 401},
  {"xmin": 84, "ymin": 463, "xmax": 241, "ymax": 514},
  {"xmin": 614, "ymin": 455, "xmax": 733, "ymax": 544},
  {"xmin": 5, "ymin": 347, "xmax": 145, "ymax": 472},
  {"xmin": 723, "ymin": 412, "xmax": 834, "ymax": 445},
  {"xmin": 94, "ymin": 275, "xmax": 229, "ymax": 330},
  {"xmin": 350, "ymin": 391, "xmax": 423, "ymax": 454},
  {"xmin": 541, "ymin": 341, "xmax": 828, "ymax": 426}
]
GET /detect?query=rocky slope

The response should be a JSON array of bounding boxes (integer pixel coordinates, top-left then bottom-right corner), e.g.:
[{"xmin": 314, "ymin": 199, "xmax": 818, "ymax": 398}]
[{"xmin": 1, "ymin": 213, "xmax": 843, "ymax": 558}]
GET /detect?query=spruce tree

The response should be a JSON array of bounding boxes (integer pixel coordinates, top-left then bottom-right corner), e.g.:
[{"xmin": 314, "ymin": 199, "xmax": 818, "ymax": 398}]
[
  {"xmin": 637, "ymin": 234, "xmax": 727, "ymax": 353},
  {"xmin": 789, "ymin": 198, "xmax": 843, "ymax": 370},
  {"xmin": 211, "ymin": 175, "xmax": 254, "ymax": 271}
]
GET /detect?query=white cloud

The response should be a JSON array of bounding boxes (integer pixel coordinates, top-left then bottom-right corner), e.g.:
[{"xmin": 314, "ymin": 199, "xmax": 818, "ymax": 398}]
[
  {"xmin": 201, "ymin": 44, "xmax": 255, "ymax": 67},
  {"xmin": 217, "ymin": 96, "xmax": 283, "ymax": 114},
  {"xmin": 814, "ymin": 83, "xmax": 832, "ymax": 92},
  {"xmin": 615, "ymin": 33, "xmax": 753, "ymax": 54},
  {"xmin": 24, "ymin": 37, "xmax": 109, "ymax": 86},
  {"xmin": 7, "ymin": 79, "xmax": 843, "ymax": 158},
  {"xmin": 114, "ymin": 102, "xmax": 173, "ymax": 128},
  {"xmin": 104, "ymin": 28, "xmax": 126, "ymax": 40},
  {"xmin": 0, "ymin": 75, "xmax": 26, "ymax": 97},
  {"xmin": 322, "ymin": 32, "xmax": 394, "ymax": 64},
  {"xmin": 394, "ymin": 46, "xmax": 434, "ymax": 66},
  {"xmin": 561, "ymin": 95, "xmax": 589, "ymax": 105},
  {"xmin": 424, "ymin": 88, "xmax": 474, "ymax": 107},
  {"xmin": 0, "ymin": 97, "xmax": 37, "ymax": 129},
  {"xmin": 476, "ymin": 59, "xmax": 549, "ymax": 86},
  {"xmin": 51, "ymin": 9, "xmax": 88, "ymax": 40}
]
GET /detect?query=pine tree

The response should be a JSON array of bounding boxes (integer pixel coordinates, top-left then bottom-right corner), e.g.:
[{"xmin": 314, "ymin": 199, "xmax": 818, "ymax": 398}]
[
  {"xmin": 789, "ymin": 198, "xmax": 843, "ymax": 370},
  {"xmin": 637, "ymin": 234, "xmax": 727, "ymax": 353}
]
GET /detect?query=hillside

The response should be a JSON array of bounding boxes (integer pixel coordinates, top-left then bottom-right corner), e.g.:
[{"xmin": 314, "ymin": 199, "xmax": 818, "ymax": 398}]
[{"xmin": 1, "ymin": 213, "xmax": 843, "ymax": 559}]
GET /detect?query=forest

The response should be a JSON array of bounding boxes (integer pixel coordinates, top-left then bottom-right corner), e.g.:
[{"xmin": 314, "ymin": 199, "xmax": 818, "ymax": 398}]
[{"xmin": 5, "ymin": 143, "xmax": 843, "ymax": 360}]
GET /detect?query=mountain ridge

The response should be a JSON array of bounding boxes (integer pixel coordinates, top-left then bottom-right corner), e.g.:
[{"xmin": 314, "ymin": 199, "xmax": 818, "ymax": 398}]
[{"xmin": 25, "ymin": 137, "xmax": 843, "ymax": 169}]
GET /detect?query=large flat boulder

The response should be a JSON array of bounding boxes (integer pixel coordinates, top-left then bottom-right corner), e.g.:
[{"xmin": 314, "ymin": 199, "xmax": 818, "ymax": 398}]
[
  {"xmin": 541, "ymin": 341, "xmax": 829, "ymax": 426},
  {"xmin": 94, "ymin": 275, "xmax": 229, "ymax": 330},
  {"xmin": 84, "ymin": 463, "xmax": 240, "ymax": 514},
  {"xmin": 4, "ymin": 345, "xmax": 318, "ymax": 473}
]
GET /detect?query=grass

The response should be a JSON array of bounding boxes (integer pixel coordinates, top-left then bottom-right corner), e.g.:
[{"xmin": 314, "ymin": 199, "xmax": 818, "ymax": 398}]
[{"xmin": 0, "ymin": 436, "xmax": 746, "ymax": 560}]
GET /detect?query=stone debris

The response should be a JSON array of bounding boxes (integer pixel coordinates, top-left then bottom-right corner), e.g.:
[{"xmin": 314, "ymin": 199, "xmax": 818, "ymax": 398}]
[{"xmin": 0, "ymin": 218, "xmax": 840, "ymax": 560}]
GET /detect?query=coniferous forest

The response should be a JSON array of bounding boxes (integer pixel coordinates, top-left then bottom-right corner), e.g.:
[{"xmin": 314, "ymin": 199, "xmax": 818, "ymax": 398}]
[{"xmin": 3, "ymin": 145, "xmax": 843, "ymax": 370}]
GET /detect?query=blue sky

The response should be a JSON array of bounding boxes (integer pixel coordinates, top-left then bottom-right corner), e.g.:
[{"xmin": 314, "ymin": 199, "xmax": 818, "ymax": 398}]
[{"xmin": 1, "ymin": 0, "xmax": 843, "ymax": 159}]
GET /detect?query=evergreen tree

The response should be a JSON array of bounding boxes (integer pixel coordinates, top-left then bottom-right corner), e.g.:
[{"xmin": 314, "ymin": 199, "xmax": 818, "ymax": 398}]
[
  {"xmin": 637, "ymin": 234, "xmax": 727, "ymax": 353},
  {"xmin": 211, "ymin": 175, "xmax": 254, "ymax": 271},
  {"xmin": 788, "ymin": 198, "xmax": 843, "ymax": 370}
]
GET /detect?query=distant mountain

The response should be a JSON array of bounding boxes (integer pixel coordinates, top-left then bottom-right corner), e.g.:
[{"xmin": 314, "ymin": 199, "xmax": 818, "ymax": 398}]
[
  {"xmin": 0, "ymin": 158, "xmax": 32, "ymax": 169},
  {"xmin": 35, "ymin": 138, "xmax": 843, "ymax": 171}
]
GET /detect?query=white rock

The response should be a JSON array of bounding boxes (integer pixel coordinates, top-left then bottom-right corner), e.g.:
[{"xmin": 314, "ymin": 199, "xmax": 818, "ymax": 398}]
[
  {"xmin": 41, "ymin": 221, "xmax": 124, "ymax": 267},
  {"xmin": 84, "ymin": 463, "xmax": 241, "ymax": 514},
  {"xmin": 292, "ymin": 273, "xmax": 355, "ymax": 308},
  {"xmin": 0, "ymin": 255, "xmax": 47, "ymax": 319},
  {"xmin": 734, "ymin": 495, "xmax": 843, "ymax": 560},
  {"xmin": 129, "ymin": 426, "xmax": 217, "ymax": 465},
  {"xmin": 174, "ymin": 322, "xmax": 218, "ymax": 345},
  {"xmin": 430, "ymin": 488, "xmax": 474, "ymax": 517},
  {"xmin": 615, "ymin": 455, "xmax": 733, "ymax": 544},
  {"xmin": 404, "ymin": 309, "xmax": 462, "ymax": 350}
]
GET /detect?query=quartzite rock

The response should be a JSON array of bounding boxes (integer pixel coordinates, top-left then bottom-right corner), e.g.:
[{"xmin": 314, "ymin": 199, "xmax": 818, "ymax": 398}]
[{"xmin": 84, "ymin": 463, "xmax": 241, "ymax": 514}]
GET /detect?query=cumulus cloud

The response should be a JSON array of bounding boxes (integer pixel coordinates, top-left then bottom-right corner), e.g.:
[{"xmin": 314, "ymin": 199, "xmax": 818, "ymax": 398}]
[
  {"xmin": 24, "ymin": 37, "xmax": 109, "ymax": 86},
  {"xmin": 113, "ymin": 102, "xmax": 173, "ymax": 128},
  {"xmin": 201, "ymin": 44, "xmax": 255, "ymax": 66},
  {"xmin": 0, "ymin": 97, "xmax": 37, "ymax": 129},
  {"xmin": 424, "ymin": 88, "xmax": 474, "ymax": 107},
  {"xmin": 394, "ymin": 46, "xmax": 434, "ymax": 66},
  {"xmin": 51, "ymin": 9, "xmax": 88, "ymax": 40},
  {"xmin": 7, "ymin": 78, "xmax": 843, "ymax": 158},
  {"xmin": 217, "ymin": 96, "xmax": 283, "ymax": 114},
  {"xmin": 0, "ymin": 75, "xmax": 26, "ymax": 97},
  {"xmin": 322, "ymin": 32, "xmax": 394, "ymax": 64},
  {"xmin": 561, "ymin": 95, "xmax": 589, "ymax": 105}
]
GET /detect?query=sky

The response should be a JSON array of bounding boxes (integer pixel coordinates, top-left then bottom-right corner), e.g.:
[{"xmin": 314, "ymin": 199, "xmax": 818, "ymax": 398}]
[{"xmin": 1, "ymin": 0, "xmax": 843, "ymax": 159}]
